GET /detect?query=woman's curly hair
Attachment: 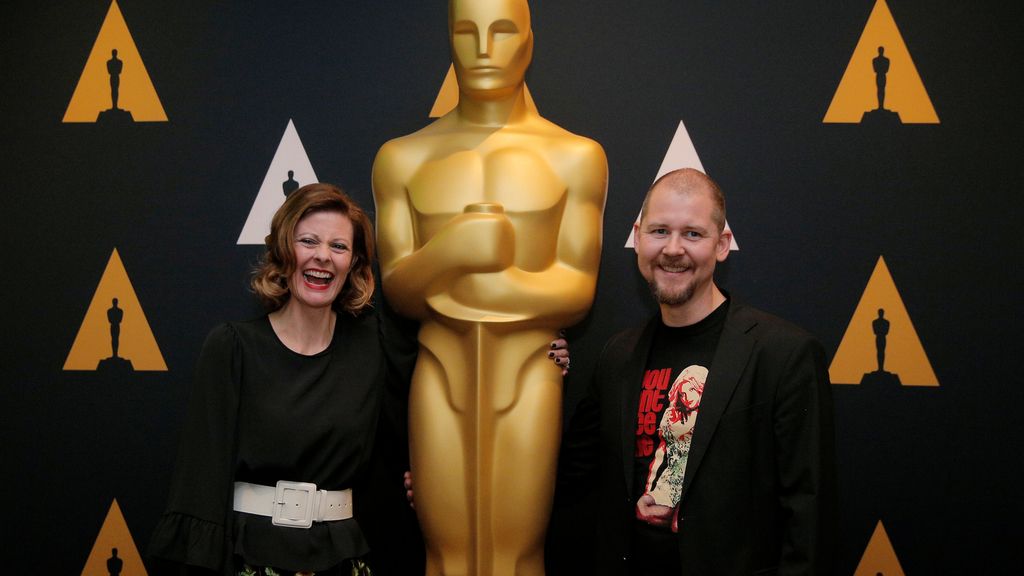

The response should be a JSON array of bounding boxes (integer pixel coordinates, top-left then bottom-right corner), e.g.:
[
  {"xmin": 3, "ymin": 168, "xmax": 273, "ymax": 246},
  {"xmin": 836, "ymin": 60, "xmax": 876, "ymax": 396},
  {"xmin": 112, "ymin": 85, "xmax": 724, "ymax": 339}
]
[{"xmin": 251, "ymin": 183, "xmax": 375, "ymax": 315}]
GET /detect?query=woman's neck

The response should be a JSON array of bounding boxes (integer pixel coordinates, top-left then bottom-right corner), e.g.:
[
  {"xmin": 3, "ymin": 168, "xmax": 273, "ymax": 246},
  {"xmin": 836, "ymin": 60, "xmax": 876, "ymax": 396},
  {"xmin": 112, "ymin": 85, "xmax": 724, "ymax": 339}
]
[{"xmin": 268, "ymin": 300, "xmax": 336, "ymax": 355}]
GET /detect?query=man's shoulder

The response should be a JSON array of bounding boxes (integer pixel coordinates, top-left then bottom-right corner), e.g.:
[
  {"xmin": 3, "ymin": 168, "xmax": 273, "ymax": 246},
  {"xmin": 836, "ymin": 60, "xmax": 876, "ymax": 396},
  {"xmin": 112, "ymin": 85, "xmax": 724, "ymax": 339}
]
[{"xmin": 728, "ymin": 301, "xmax": 822, "ymax": 355}]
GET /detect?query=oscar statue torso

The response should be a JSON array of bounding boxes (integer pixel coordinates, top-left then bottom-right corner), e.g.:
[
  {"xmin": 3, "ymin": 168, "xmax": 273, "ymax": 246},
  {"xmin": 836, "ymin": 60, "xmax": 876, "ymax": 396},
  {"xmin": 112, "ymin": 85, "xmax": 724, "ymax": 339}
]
[
  {"xmin": 375, "ymin": 104, "xmax": 606, "ymax": 576},
  {"xmin": 373, "ymin": 2, "xmax": 606, "ymax": 574}
]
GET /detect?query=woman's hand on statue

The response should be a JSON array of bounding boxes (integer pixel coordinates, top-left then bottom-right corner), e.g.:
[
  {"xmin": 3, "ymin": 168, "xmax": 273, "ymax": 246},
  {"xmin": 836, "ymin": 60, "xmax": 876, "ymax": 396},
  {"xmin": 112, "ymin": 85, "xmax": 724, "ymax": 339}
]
[
  {"xmin": 548, "ymin": 331, "xmax": 569, "ymax": 376},
  {"xmin": 403, "ymin": 470, "xmax": 415, "ymax": 509}
]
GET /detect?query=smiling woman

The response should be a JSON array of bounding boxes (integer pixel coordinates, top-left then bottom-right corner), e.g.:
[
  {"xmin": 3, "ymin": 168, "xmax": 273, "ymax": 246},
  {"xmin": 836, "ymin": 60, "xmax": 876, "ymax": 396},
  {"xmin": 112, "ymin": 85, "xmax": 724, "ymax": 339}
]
[
  {"xmin": 252, "ymin": 183, "xmax": 375, "ymax": 318},
  {"xmin": 285, "ymin": 211, "xmax": 355, "ymax": 314},
  {"xmin": 149, "ymin": 183, "xmax": 381, "ymax": 576},
  {"xmin": 150, "ymin": 181, "xmax": 570, "ymax": 575}
]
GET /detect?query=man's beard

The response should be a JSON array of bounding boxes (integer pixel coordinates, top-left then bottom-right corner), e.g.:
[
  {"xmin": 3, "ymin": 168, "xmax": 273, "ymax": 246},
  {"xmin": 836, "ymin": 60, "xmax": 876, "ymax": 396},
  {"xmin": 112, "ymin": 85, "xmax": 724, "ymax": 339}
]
[
  {"xmin": 649, "ymin": 278, "xmax": 695, "ymax": 306},
  {"xmin": 647, "ymin": 256, "xmax": 695, "ymax": 306}
]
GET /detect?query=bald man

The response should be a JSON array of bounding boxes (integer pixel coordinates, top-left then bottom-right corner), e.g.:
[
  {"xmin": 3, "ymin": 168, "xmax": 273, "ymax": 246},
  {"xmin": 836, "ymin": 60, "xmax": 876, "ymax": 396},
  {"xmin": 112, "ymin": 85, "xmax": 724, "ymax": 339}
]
[{"xmin": 559, "ymin": 169, "xmax": 837, "ymax": 575}]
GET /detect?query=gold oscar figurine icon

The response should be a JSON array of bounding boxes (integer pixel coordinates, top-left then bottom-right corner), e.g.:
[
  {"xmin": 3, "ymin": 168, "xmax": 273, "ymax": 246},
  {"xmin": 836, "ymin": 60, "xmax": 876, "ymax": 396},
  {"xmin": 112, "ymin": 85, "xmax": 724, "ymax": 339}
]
[{"xmin": 373, "ymin": 1, "xmax": 607, "ymax": 574}]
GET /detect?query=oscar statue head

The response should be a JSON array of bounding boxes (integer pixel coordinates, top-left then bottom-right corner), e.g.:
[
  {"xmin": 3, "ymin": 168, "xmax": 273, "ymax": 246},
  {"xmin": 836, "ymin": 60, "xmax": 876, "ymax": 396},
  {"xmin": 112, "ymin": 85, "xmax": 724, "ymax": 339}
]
[{"xmin": 449, "ymin": 0, "xmax": 533, "ymax": 99}]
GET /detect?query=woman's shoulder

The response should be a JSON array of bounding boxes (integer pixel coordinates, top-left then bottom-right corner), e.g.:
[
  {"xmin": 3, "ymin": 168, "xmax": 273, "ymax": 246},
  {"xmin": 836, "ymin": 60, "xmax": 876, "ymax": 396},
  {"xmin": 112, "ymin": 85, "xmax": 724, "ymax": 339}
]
[
  {"xmin": 201, "ymin": 316, "xmax": 268, "ymax": 352},
  {"xmin": 336, "ymin": 306, "xmax": 381, "ymax": 342},
  {"xmin": 223, "ymin": 314, "xmax": 269, "ymax": 333}
]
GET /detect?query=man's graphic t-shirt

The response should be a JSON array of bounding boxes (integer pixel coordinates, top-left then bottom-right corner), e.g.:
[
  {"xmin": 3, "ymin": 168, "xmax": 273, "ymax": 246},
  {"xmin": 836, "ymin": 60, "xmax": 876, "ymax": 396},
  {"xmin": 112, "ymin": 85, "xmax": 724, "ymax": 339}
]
[
  {"xmin": 630, "ymin": 300, "xmax": 728, "ymax": 574},
  {"xmin": 641, "ymin": 363, "xmax": 707, "ymax": 507}
]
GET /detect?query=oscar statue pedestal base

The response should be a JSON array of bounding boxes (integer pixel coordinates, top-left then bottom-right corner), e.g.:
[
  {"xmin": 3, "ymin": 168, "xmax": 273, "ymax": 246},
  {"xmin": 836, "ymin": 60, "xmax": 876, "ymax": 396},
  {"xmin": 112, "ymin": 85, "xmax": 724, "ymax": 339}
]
[
  {"xmin": 860, "ymin": 370, "xmax": 901, "ymax": 387},
  {"xmin": 96, "ymin": 108, "xmax": 134, "ymax": 125},
  {"xmin": 860, "ymin": 108, "xmax": 902, "ymax": 126},
  {"xmin": 97, "ymin": 356, "xmax": 134, "ymax": 375}
]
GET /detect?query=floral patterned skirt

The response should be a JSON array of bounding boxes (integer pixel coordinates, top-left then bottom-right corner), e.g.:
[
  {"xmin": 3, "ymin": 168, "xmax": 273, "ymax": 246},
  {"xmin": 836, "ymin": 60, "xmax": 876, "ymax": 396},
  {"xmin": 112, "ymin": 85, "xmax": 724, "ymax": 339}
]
[{"xmin": 236, "ymin": 558, "xmax": 372, "ymax": 576}]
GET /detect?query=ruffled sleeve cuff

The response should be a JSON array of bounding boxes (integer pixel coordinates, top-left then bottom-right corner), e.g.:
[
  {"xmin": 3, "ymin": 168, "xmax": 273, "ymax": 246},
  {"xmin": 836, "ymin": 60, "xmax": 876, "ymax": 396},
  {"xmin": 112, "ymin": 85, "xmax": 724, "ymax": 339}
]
[{"xmin": 148, "ymin": 512, "xmax": 226, "ymax": 572}]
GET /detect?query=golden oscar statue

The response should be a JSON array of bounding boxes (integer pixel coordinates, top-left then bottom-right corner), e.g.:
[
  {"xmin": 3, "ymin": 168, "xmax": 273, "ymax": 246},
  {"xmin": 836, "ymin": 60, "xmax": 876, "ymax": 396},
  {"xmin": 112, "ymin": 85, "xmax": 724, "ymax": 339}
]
[{"xmin": 372, "ymin": 1, "xmax": 606, "ymax": 574}]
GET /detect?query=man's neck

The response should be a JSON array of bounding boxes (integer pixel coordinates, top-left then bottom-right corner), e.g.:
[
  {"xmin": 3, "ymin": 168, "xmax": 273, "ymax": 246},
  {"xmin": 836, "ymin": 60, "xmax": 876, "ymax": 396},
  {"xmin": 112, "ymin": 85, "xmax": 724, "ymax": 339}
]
[{"xmin": 660, "ymin": 284, "xmax": 727, "ymax": 327}]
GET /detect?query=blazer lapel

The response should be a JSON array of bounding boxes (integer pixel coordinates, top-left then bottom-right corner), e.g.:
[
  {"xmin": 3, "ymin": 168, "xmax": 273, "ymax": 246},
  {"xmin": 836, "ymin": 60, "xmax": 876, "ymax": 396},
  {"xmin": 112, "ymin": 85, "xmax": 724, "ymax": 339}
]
[
  {"xmin": 680, "ymin": 303, "xmax": 758, "ymax": 500},
  {"xmin": 620, "ymin": 316, "xmax": 660, "ymax": 496}
]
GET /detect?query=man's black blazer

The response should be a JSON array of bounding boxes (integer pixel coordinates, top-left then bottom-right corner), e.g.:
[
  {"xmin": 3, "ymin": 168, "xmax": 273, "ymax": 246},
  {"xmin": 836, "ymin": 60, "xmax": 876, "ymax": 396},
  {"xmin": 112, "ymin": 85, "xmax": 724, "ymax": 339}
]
[{"xmin": 559, "ymin": 299, "xmax": 838, "ymax": 575}]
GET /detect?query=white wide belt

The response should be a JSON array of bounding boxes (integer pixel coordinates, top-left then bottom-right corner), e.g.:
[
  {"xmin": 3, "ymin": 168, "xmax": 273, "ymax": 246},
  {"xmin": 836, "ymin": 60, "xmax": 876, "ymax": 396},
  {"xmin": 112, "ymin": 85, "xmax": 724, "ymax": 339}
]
[{"xmin": 233, "ymin": 480, "xmax": 352, "ymax": 528}]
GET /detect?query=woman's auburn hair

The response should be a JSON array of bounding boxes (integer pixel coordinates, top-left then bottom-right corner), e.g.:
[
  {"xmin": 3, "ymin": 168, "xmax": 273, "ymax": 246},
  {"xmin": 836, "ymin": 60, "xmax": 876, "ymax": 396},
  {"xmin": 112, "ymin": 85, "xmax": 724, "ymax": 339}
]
[{"xmin": 251, "ymin": 182, "xmax": 375, "ymax": 315}]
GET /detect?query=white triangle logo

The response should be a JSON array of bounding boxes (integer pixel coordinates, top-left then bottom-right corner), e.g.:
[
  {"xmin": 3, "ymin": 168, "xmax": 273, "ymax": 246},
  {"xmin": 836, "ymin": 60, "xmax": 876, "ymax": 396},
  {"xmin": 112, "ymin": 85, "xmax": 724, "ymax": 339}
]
[
  {"xmin": 624, "ymin": 120, "xmax": 738, "ymax": 251},
  {"xmin": 237, "ymin": 119, "xmax": 319, "ymax": 245}
]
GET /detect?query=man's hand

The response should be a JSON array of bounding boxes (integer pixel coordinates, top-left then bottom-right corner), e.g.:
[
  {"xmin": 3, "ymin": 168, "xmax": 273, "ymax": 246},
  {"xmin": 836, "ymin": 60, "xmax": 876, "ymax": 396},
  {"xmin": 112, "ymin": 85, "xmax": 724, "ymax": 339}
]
[{"xmin": 635, "ymin": 493, "xmax": 677, "ymax": 531}]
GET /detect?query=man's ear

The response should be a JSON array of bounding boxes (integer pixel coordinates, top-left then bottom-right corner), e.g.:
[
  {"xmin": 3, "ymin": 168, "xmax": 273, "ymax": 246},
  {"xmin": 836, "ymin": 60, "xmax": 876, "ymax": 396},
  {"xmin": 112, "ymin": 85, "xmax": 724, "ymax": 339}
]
[{"xmin": 715, "ymin": 229, "xmax": 732, "ymax": 262}]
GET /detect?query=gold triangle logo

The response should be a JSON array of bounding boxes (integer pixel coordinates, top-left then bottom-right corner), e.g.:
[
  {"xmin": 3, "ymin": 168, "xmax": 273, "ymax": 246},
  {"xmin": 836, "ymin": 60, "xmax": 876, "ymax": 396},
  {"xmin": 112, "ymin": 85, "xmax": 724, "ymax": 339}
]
[
  {"xmin": 429, "ymin": 63, "xmax": 537, "ymax": 118},
  {"xmin": 823, "ymin": 0, "xmax": 938, "ymax": 124},
  {"xmin": 830, "ymin": 256, "xmax": 937, "ymax": 386},
  {"xmin": 79, "ymin": 499, "xmax": 149, "ymax": 576},
  {"xmin": 853, "ymin": 520, "xmax": 906, "ymax": 576},
  {"xmin": 63, "ymin": 0, "xmax": 168, "ymax": 123},
  {"xmin": 64, "ymin": 248, "xmax": 167, "ymax": 371},
  {"xmin": 429, "ymin": 64, "xmax": 460, "ymax": 118}
]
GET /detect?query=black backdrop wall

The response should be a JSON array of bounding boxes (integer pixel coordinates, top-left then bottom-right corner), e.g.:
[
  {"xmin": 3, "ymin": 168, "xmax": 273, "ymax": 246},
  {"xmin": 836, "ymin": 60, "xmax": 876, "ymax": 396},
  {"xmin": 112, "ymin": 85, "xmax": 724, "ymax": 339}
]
[{"xmin": 3, "ymin": 1, "xmax": 1022, "ymax": 574}]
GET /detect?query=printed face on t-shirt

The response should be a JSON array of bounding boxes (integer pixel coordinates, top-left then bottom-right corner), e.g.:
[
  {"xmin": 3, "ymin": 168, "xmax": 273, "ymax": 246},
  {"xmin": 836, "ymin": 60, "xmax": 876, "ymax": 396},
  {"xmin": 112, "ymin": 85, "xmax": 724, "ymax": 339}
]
[{"xmin": 637, "ymin": 364, "xmax": 707, "ymax": 508}]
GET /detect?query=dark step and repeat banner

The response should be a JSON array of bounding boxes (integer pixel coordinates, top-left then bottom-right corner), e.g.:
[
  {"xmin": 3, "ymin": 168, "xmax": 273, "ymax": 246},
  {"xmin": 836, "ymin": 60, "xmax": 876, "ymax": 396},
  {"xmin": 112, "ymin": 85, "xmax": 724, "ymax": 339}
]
[{"xmin": 2, "ymin": 1, "xmax": 1021, "ymax": 574}]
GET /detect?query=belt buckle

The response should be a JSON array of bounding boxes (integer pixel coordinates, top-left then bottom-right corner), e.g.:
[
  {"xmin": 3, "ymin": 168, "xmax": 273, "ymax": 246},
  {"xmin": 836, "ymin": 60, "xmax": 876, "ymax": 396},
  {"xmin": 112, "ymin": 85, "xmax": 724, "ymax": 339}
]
[{"xmin": 272, "ymin": 480, "xmax": 317, "ymax": 528}]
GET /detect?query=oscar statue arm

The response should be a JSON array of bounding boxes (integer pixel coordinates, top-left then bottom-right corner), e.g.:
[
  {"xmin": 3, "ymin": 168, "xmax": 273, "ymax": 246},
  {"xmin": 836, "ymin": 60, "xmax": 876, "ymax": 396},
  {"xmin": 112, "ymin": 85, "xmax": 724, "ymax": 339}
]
[
  {"xmin": 446, "ymin": 139, "xmax": 608, "ymax": 326},
  {"xmin": 372, "ymin": 139, "xmax": 515, "ymax": 320}
]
